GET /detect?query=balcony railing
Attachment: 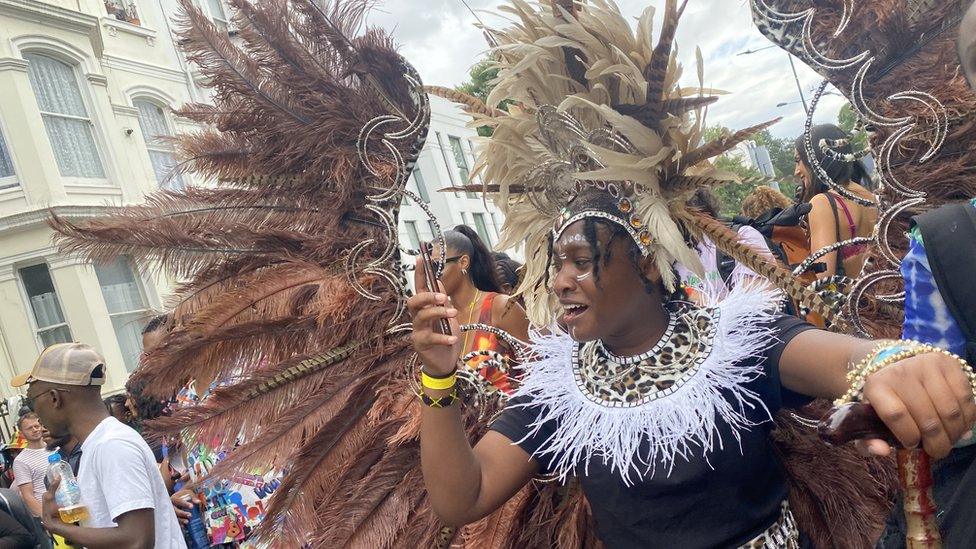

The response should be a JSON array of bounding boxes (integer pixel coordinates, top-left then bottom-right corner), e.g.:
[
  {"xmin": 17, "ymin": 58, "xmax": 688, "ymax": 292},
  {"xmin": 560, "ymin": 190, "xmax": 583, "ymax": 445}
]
[{"xmin": 104, "ymin": 0, "xmax": 141, "ymax": 26}]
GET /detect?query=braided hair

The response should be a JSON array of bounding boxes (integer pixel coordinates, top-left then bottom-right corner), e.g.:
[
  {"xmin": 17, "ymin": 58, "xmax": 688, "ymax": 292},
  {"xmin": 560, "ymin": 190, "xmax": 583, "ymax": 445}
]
[
  {"xmin": 492, "ymin": 252, "xmax": 522, "ymax": 292},
  {"xmin": 794, "ymin": 124, "xmax": 869, "ymax": 204}
]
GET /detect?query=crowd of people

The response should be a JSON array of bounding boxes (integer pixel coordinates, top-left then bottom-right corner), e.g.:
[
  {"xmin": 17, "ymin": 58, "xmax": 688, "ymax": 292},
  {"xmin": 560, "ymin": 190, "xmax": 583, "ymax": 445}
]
[
  {"xmin": 0, "ymin": 99, "xmax": 954, "ymax": 549},
  {"xmin": 407, "ymin": 2, "xmax": 976, "ymax": 548},
  {"xmin": 0, "ymin": 1, "xmax": 972, "ymax": 548}
]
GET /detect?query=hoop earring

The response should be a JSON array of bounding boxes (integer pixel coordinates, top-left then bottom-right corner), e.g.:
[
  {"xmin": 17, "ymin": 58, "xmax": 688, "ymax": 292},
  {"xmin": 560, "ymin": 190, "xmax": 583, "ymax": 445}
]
[{"xmin": 462, "ymin": 269, "xmax": 467, "ymax": 275}]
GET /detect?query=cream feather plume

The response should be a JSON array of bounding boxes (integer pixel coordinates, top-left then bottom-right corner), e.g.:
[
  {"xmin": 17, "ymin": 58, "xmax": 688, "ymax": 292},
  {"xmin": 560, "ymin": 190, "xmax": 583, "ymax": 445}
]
[{"xmin": 455, "ymin": 0, "xmax": 804, "ymax": 325}]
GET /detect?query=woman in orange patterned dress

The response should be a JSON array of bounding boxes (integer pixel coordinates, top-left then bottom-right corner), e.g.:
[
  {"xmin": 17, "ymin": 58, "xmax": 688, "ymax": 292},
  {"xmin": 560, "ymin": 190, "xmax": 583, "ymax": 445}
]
[{"xmin": 420, "ymin": 226, "xmax": 529, "ymax": 394}]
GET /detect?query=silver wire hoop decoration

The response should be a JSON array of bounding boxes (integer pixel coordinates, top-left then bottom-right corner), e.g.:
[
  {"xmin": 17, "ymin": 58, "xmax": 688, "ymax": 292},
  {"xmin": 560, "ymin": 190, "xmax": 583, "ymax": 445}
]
[
  {"xmin": 348, "ymin": 64, "xmax": 431, "ymax": 326},
  {"xmin": 752, "ymin": 0, "xmax": 951, "ymax": 336}
]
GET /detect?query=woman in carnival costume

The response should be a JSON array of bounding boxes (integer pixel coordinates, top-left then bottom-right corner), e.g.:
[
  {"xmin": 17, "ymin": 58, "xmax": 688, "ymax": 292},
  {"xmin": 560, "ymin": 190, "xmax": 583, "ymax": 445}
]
[
  {"xmin": 423, "ymin": 226, "xmax": 529, "ymax": 394},
  {"xmin": 411, "ymin": 0, "xmax": 976, "ymax": 547},
  {"xmin": 793, "ymin": 124, "xmax": 878, "ymax": 281}
]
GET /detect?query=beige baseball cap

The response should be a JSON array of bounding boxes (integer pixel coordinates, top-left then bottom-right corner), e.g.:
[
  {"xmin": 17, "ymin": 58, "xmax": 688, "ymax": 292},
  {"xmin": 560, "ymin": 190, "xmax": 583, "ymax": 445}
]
[{"xmin": 11, "ymin": 342, "xmax": 106, "ymax": 388}]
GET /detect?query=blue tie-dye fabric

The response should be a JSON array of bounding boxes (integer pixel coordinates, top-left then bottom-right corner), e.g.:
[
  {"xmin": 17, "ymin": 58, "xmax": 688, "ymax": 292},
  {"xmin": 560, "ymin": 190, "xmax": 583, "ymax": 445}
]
[
  {"xmin": 901, "ymin": 236, "xmax": 966, "ymax": 355},
  {"xmin": 901, "ymin": 199, "xmax": 976, "ymax": 446}
]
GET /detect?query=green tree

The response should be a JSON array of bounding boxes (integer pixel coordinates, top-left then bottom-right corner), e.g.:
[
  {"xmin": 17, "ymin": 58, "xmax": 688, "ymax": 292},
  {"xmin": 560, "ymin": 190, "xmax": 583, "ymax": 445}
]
[
  {"xmin": 703, "ymin": 125, "xmax": 799, "ymax": 207},
  {"xmin": 751, "ymin": 128, "xmax": 796, "ymax": 180},
  {"xmin": 837, "ymin": 103, "xmax": 868, "ymax": 151},
  {"xmin": 457, "ymin": 59, "xmax": 498, "ymax": 105},
  {"xmin": 457, "ymin": 59, "xmax": 510, "ymax": 137},
  {"xmin": 712, "ymin": 155, "xmax": 762, "ymax": 218}
]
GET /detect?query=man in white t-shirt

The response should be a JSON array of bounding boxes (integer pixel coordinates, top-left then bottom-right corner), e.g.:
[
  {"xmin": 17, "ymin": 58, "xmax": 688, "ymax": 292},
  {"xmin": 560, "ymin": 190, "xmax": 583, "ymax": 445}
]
[
  {"xmin": 11, "ymin": 412, "xmax": 52, "ymax": 516},
  {"xmin": 11, "ymin": 342, "xmax": 186, "ymax": 549}
]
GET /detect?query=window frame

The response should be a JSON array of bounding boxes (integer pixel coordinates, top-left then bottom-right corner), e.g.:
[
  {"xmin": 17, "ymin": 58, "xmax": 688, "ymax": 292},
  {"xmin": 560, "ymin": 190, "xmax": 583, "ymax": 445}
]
[
  {"xmin": 104, "ymin": 0, "xmax": 142, "ymax": 26},
  {"xmin": 206, "ymin": 0, "xmax": 231, "ymax": 31},
  {"xmin": 466, "ymin": 138, "xmax": 482, "ymax": 186},
  {"xmin": 448, "ymin": 135, "xmax": 475, "ymax": 198},
  {"xmin": 472, "ymin": 212, "xmax": 493, "ymax": 245},
  {"xmin": 94, "ymin": 257, "xmax": 153, "ymax": 372},
  {"xmin": 0, "ymin": 120, "xmax": 19, "ymax": 190},
  {"xmin": 17, "ymin": 262, "xmax": 73, "ymax": 350},
  {"xmin": 404, "ymin": 221, "xmax": 421, "ymax": 250},
  {"xmin": 434, "ymin": 132, "xmax": 460, "ymax": 197},
  {"xmin": 22, "ymin": 51, "xmax": 108, "ymax": 185},
  {"xmin": 132, "ymin": 97, "xmax": 185, "ymax": 191},
  {"xmin": 412, "ymin": 167, "xmax": 430, "ymax": 202}
]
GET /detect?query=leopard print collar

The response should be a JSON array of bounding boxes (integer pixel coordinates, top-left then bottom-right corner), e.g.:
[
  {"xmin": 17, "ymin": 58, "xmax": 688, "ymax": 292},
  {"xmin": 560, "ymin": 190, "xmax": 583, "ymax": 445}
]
[
  {"xmin": 574, "ymin": 305, "xmax": 718, "ymax": 408},
  {"xmin": 507, "ymin": 284, "xmax": 780, "ymax": 484}
]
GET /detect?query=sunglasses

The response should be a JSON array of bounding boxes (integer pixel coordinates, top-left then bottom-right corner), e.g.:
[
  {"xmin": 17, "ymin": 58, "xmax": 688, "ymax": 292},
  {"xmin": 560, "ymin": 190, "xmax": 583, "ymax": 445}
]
[
  {"xmin": 430, "ymin": 256, "xmax": 462, "ymax": 264},
  {"xmin": 24, "ymin": 388, "xmax": 71, "ymax": 412}
]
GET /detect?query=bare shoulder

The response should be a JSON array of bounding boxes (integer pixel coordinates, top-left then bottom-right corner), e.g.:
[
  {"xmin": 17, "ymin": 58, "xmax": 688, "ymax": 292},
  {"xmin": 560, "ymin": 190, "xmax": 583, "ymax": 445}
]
[
  {"xmin": 490, "ymin": 293, "xmax": 530, "ymax": 341},
  {"xmin": 491, "ymin": 293, "xmax": 512, "ymax": 315},
  {"xmin": 809, "ymin": 192, "xmax": 831, "ymax": 211}
]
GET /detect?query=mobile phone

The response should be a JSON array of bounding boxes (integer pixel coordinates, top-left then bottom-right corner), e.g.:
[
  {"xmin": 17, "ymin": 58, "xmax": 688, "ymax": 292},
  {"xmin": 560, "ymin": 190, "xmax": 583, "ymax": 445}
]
[{"xmin": 419, "ymin": 242, "xmax": 453, "ymax": 336}]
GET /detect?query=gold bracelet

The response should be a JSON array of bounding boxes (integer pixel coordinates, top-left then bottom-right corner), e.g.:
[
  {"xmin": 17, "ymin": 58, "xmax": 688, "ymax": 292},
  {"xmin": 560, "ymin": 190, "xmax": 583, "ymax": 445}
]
[
  {"xmin": 836, "ymin": 340, "xmax": 976, "ymax": 405},
  {"xmin": 421, "ymin": 370, "xmax": 457, "ymax": 391}
]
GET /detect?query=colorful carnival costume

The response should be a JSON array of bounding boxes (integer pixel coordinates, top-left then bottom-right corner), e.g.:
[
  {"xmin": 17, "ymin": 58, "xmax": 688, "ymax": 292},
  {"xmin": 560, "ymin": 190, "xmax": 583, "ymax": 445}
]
[{"xmin": 47, "ymin": 0, "xmax": 973, "ymax": 547}]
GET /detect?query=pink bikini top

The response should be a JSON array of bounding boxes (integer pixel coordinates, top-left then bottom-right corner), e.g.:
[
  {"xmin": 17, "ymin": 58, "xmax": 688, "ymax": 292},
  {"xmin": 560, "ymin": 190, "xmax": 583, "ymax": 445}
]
[{"xmin": 828, "ymin": 193, "xmax": 868, "ymax": 260}]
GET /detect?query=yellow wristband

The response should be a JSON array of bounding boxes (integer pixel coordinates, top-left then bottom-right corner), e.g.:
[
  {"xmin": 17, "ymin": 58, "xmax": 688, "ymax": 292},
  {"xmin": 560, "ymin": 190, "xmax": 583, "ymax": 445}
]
[{"xmin": 421, "ymin": 371, "xmax": 457, "ymax": 391}]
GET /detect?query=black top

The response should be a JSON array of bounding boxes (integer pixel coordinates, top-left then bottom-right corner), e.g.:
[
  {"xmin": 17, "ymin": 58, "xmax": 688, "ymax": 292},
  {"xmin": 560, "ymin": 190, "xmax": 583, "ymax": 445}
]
[
  {"xmin": 491, "ymin": 315, "xmax": 814, "ymax": 548},
  {"xmin": 0, "ymin": 509, "xmax": 32, "ymax": 549}
]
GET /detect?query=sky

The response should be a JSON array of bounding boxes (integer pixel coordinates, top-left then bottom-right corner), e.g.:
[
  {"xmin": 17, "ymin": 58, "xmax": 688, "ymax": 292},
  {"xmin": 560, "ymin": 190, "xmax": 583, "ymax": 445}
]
[{"xmin": 366, "ymin": 0, "xmax": 848, "ymax": 139}]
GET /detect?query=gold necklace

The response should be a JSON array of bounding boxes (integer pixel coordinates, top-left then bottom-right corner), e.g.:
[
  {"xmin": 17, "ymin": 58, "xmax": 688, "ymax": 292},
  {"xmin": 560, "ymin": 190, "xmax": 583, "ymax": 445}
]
[{"xmin": 461, "ymin": 290, "xmax": 482, "ymax": 356}]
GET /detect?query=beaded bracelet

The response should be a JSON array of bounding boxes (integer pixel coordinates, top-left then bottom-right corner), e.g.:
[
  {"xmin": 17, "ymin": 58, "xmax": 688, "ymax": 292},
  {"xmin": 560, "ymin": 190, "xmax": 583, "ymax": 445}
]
[
  {"xmin": 836, "ymin": 340, "xmax": 976, "ymax": 405},
  {"xmin": 416, "ymin": 388, "xmax": 459, "ymax": 408}
]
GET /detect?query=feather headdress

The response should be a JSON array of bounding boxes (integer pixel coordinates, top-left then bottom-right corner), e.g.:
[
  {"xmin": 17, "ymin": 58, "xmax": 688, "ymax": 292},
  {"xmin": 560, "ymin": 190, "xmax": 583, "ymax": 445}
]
[
  {"xmin": 752, "ymin": 0, "xmax": 975, "ymax": 337},
  {"xmin": 451, "ymin": 0, "xmax": 832, "ymax": 325},
  {"xmin": 48, "ymin": 0, "xmax": 446, "ymax": 543}
]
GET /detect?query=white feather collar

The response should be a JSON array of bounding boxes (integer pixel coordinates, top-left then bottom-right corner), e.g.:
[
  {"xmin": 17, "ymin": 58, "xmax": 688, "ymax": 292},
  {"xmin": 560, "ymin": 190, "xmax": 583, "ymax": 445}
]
[{"xmin": 509, "ymin": 284, "xmax": 781, "ymax": 485}]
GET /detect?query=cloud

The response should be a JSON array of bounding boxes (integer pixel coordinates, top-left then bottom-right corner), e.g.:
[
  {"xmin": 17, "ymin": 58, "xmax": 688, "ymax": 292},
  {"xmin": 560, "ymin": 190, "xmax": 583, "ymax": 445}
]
[{"xmin": 368, "ymin": 0, "xmax": 846, "ymax": 139}]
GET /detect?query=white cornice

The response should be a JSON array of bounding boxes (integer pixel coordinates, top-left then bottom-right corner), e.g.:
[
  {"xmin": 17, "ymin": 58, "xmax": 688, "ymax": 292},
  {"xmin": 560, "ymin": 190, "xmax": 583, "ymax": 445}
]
[
  {"xmin": 85, "ymin": 72, "xmax": 108, "ymax": 87},
  {"xmin": 102, "ymin": 18, "xmax": 157, "ymax": 46},
  {"xmin": 0, "ymin": 264, "xmax": 14, "ymax": 284},
  {"xmin": 101, "ymin": 54, "xmax": 190, "ymax": 84},
  {"xmin": 111, "ymin": 104, "xmax": 139, "ymax": 117},
  {"xmin": 0, "ymin": 204, "xmax": 120, "ymax": 234},
  {"xmin": 47, "ymin": 254, "xmax": 88, "ymax": 270},
  {"xmin": 0, "ymin": 1, "xmax": 102, "ymax": 55},
  {"xmin": 1, "ymin": 246, "xmax": 56, "ymax": 265},
  {"xmin": 0, "ymin": 58, "xmax": 28, "ymax": 73}
]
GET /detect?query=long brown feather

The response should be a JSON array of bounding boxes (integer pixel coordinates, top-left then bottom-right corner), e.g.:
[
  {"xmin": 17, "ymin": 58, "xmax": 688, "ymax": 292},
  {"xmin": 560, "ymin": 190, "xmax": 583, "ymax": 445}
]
[
  {"xmin": 643, "ymin": 0, "xmax": 687, "ymax": 110},
  {"xmin": 424, "ymin": 85, "xmax": 506, "ymax": 117},
  {"xmin": 680, "ymin": 117, "xmax": 782, "ymax": 170},
  {"xmin": 689, "ymin": 213, "xmax": 845, "ymax": 327}
]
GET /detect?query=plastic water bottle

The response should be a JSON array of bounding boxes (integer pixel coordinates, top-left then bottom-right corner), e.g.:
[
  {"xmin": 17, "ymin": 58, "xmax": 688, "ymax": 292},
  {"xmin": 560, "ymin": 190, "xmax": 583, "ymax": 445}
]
[
  {"xmin": 46, "ymin": 453, "xmax": 89, "ymax": 524},
  {"xmin": 174, "ymin": 479, "xmax": 210, "ymax": 549}
]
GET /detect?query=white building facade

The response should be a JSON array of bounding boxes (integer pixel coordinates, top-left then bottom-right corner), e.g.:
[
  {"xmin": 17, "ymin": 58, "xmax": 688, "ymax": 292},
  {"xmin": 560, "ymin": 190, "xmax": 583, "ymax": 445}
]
[
  {"xmin": 398, "ymin": 96, "xmax": 510, "ymax": 258},
  {"xmin": 0, "ymin": 0, "xmax": 227, "ymax": 400},
  {"xmin": 0, "ymin": 2, "xmax": 509, "ymax": 405}
]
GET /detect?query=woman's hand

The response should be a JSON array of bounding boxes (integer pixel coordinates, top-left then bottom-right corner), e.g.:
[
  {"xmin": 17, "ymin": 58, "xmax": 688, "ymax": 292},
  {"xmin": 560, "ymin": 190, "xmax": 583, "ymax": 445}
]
[
  {"xmin": 861, "ymin": 352, "xmax": 976, "ymax": 458},
  {"xmin": 408, "ymin": 289, "xmax": 463, "ymax": 376}
]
